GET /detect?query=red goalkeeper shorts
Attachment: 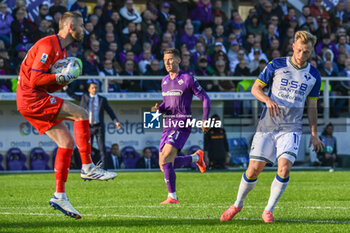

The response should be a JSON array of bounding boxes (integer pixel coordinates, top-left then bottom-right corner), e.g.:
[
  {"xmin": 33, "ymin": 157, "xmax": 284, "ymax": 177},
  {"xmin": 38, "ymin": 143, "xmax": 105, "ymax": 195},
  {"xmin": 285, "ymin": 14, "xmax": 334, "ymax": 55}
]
[{"xmin": 19, "ymin": 95, "xmax": 64, "ymax": 135}]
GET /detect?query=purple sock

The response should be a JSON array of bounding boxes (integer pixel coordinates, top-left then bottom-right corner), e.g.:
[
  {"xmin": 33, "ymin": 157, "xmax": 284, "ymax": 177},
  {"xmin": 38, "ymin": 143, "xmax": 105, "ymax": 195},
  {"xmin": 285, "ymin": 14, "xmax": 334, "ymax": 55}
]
[
  {"xmin": 162, "ymin": 163, "xmax": 176, "ymax": 193},
  {"xmin": 174, "ymin": 156, "xmax": 192, "ymax": 169}
]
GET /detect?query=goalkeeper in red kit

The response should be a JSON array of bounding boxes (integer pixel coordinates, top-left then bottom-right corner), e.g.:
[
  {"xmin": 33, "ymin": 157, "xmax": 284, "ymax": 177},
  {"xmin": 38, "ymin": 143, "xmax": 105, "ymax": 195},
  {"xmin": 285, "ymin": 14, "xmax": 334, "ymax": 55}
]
[{"xmin": 16, "ymin": 12, "xmax": 116, "ymax": 219}]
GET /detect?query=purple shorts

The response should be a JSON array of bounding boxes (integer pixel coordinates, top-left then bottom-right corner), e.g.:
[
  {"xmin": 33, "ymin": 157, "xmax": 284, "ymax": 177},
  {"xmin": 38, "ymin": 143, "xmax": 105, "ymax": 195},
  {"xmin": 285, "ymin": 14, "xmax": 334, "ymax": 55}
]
[{"xmin": 159, "ymin": 129, "xmax": 191, "ymax": 152}]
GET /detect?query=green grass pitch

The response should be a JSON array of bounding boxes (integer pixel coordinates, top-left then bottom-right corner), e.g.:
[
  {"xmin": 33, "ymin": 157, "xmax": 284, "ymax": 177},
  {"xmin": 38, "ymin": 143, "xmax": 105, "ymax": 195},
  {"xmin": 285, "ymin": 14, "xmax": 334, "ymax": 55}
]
[{"xmin": 0, "ymin": 170, "xmax": 349, "ymax": 232}]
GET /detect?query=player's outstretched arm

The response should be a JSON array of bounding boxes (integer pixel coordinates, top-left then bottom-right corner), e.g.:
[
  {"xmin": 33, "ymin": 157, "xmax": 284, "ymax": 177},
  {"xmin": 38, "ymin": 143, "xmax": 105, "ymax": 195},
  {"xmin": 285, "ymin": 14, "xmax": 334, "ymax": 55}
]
[
  {"xmin": 251, "ymin": 80, "xmax": 280, "ymax": 118},
  {"xmin": 198, "ymin": 90, "xmax": 211, "ymax": 121},
  {"xmin": 194, "ymin": 88, "xmax": 211, "ymax": 133},
  {"xmin": 191, "ymin": 78, "xmax": 211, "ymax": 118},
  {"xmin": 191, "ymin": 78, "xmax": 211, "ymax": 133},
  {"xmin": 307, "ymin": 98, "xmax": 324, "ymax": 152}
]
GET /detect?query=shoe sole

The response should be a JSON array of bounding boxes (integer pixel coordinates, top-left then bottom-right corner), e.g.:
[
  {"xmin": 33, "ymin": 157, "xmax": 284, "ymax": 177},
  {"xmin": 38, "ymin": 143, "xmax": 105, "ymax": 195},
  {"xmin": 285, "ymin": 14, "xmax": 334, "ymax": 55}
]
[
  {"xmin": 49, "ymin": 201, "xmax": 82, "ymax": 219},
  {"xmin": 220, "ymin": 206, "xmax": 242, "ymax": 221},
  {"xmin": 262, "ymin": 212, "xmax": 274, "ymax": 223},
  {"xmin": 262, "ymin": 217, "xmax": 274, "ymax": 223},
  {"xmin": 160, "ymin": 201, "xmax": 179, "ymax": 204},
  {"xmin": 81, "ymin": 174, "xmax": 117, "ymax": 181}
]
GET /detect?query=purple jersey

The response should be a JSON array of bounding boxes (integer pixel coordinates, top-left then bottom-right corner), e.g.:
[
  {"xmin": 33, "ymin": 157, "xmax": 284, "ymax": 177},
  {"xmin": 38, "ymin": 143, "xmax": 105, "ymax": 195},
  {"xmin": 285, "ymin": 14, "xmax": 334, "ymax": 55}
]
[{"xmin": 158, "ymin": 71, "xmax": 211, "ymax": 131}]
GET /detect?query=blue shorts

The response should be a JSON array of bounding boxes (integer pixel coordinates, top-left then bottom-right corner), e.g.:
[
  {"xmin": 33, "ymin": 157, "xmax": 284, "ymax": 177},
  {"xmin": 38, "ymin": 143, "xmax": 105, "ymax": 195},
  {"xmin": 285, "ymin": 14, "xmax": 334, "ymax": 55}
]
[{"xmin": 159, "ymin": 129, "xmax": 191, "ymax": 152}]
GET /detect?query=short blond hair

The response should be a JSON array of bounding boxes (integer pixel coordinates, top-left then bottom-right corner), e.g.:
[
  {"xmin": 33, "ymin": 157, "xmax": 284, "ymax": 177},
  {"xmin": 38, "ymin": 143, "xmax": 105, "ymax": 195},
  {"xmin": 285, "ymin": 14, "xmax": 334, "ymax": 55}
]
[
  {"xmin": 59, "ymin": 12, "xmax": 82, "ymax": 31},
  {"xmin": 294, "ymin": 31, "xmax": 317, "ymax": 47},
  {"xmin": 163, "ymin": 48, "xmax": 180, "ymax": 59}
]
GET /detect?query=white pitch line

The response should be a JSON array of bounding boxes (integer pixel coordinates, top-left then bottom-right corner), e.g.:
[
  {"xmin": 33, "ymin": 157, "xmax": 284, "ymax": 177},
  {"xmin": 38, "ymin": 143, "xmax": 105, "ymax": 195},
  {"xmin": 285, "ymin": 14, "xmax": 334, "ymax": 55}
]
[{"xmin": 0, "ymin": 212, "xmax": 349, "ymax": 224}]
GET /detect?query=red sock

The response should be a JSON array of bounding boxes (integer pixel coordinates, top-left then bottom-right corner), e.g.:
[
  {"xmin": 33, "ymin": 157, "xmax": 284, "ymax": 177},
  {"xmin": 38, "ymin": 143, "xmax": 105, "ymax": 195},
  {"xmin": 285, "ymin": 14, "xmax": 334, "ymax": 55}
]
[
  {"xmin": 55, "ymin": 148, "xmax": 73, "ymax": 193},
  {"xmin": 74, "ymin": 120, "xmax": 92, "ymax": 164}
]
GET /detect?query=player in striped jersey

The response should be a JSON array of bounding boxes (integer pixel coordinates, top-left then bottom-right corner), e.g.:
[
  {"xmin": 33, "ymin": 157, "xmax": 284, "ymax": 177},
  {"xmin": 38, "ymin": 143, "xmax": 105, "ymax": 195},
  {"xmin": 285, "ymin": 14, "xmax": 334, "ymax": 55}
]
[{"xmin": 221, "ymin": 31, "xmax": 324, "ymax": 223}]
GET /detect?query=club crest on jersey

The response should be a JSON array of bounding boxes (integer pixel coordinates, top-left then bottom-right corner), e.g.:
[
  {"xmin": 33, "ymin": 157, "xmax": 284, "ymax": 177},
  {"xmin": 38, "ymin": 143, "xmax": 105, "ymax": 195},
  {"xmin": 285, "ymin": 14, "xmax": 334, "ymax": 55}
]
[
  {"xmin": 304, "ymin": 74, "xmax": 311, "ymax": 81},
  {"xmin": 178, "ymin": 79, "xmax": 184, "ymax": 85},
  {"xmin": 50, "ymin": 97, "xmax": 56, "ymax": 104},
  {"xmin": 40, "ymin": 53, "xmax": 48, "ymax": 63}
]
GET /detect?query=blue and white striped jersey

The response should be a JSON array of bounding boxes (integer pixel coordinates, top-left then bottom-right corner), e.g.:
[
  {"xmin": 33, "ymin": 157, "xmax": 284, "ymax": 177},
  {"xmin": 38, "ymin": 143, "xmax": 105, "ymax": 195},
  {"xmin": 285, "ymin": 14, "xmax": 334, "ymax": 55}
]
[{"xmin": 256, "ymin": 57, "xmax": 321, "ymax": 132}]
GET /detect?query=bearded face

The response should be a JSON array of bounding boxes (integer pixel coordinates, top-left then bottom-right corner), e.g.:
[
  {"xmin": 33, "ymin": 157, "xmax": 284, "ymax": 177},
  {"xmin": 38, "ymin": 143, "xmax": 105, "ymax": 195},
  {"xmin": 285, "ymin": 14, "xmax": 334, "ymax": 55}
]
[{"xmin": 71, "ymin": 17, "xmax": 84, "ymax": 43}]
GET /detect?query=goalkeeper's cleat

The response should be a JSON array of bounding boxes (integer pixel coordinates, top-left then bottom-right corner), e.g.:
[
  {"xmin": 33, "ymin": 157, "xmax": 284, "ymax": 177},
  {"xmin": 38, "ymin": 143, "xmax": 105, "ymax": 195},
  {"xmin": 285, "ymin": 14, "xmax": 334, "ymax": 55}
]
[
  {"xmin": 160, "ymin": 197, "xmax": 179, "ymax": 204},
  {"xmin": 220, "ymin": 205, "xmax": 243, "ymax": 221},
  {"xmin": 195, "ymin": 150, "xmax": 206, "ymax": 173},
  {"xmin": 81, "ymin": 163, "xmax": 117, "ymax": 181},
  {"xmin": 49, "ymin": 195, "xmax": 82, "ymax": 219},
  {"xmin": 262, "ymin": 210, "xmax": 274, "ymax": 223}
]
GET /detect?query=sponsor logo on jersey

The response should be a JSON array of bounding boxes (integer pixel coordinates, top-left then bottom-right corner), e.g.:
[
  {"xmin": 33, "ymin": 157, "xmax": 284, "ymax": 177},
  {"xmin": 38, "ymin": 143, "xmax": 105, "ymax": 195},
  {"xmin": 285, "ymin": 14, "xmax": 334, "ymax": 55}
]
[
  {"xmin": 50, "ymin": 97, "xmax": 56, "ymax": 104},
  {"xmin": 162, "ymin": 89, "xmax": 183, "ymax": 96},
  {"xmin": 304, "ymin": 74, "xmax": 311, "ymax": 81},
  {"xmin": 40, "ymin": 53, "xmax": 48, "ymax": 63}
]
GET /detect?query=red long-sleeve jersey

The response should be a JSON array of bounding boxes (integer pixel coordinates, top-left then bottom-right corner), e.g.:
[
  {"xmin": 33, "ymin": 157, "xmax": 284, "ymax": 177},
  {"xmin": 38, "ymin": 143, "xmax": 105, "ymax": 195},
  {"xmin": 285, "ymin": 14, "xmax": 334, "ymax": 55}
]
[{"xmin": 17, "ymin": 34, "xmax": 68, "ymax": 110}]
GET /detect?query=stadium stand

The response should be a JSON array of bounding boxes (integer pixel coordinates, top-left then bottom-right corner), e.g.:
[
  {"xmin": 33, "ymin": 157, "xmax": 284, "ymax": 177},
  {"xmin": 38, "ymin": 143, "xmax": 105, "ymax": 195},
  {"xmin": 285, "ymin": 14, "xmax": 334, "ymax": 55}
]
[
  {"xmin": 52, "ymin": 147, "xmax": 58, "ymax": 169},
  {"xmin": 121, "ymin": 146, "xmax": 140, "ymax": 169},
  {"xmin": 6, "ymin": 147, "xmax": 27, "ymax": 171},
  {"xmin": 0, "ymin": 153, "xmax": 4, "ymax": 170},
  {"xmin": 29, "ymin": 147, "xmax": 50, "ymax": 170},
  {"xmin": 148, "ymin": 146, "xmax": 159, "ymax": 162},
  {"xmin": 188, "ymin": 145, "xmax": 202, "ymax": 155},
  {"xmin": 228, "ymin": 138, "xmax": 249, "ymax": 166}
]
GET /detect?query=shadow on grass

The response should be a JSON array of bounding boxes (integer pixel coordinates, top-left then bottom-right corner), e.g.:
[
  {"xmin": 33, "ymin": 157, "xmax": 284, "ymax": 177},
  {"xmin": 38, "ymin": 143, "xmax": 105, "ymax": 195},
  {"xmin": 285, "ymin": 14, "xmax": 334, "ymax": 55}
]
[
  {"xmin": 0, "ymin": 218, "xmax": 263, "ymax": 229},
  {"xmin": 1, "ymin": 217, "xmax": 349, "ymax": 230}
]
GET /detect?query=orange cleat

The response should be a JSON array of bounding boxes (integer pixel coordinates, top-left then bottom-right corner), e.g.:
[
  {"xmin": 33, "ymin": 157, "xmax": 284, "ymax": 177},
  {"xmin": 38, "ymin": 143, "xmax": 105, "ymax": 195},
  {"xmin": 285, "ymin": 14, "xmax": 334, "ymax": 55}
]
[
  {"xmin": 262, "ymin": 210, "xmax": 274, "ymax": 223},
  {"xmin": 160, "ymin": 197, "xmax": 179, "ymax": 204},
  {"xmin": 195, "ymin": 150, "xmax": 206, "ymax": 173},
  {"xmin": 220, "ymin": 205, "xmax": 243, "ymax": 221}
]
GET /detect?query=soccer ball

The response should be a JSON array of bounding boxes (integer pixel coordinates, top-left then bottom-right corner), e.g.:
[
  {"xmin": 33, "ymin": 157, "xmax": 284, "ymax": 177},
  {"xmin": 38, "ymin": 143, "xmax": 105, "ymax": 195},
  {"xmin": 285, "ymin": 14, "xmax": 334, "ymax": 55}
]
[{"xmin": 50, "ymin": 57, "xmax": 83, "ymax": 76}]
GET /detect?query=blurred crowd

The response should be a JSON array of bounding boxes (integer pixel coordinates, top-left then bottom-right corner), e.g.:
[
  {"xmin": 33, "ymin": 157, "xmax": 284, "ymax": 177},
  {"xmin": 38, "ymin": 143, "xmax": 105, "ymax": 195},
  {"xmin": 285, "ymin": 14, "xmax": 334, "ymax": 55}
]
[{"xmin": 0, "ymin": 0, "xmax": 350, "ymax": 103}]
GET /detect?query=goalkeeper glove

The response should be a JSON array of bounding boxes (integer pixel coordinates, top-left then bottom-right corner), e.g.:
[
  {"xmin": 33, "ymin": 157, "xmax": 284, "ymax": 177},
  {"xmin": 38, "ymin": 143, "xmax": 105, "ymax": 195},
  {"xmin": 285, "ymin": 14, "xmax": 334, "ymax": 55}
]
[
  {"xmin": 55, "ymin": 60, "xmax": 81, "ymax": 85},
  {"xmin": 56, "ymin": 73, "xmax": 78, "ymax": 85}
]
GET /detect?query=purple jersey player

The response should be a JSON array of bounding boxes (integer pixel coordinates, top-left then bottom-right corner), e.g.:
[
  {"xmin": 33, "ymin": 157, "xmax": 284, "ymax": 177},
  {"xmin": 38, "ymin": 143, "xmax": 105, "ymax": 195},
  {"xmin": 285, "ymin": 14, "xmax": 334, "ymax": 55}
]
[{"xmin": 151, "ymin": 48, "xmax": 211, "ymax": 204}]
